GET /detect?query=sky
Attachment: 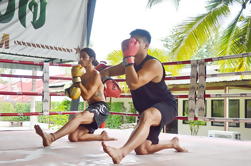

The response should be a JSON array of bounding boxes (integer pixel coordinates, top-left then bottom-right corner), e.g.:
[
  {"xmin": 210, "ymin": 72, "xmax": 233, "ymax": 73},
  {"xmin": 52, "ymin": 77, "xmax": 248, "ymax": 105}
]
[
  {"xmin": 4, "ymin": 0, "xmax": 208, "ymax": 77},
  {"xmin": 91, "ymin": 0, "xmax": 207, "ymax": 61}
]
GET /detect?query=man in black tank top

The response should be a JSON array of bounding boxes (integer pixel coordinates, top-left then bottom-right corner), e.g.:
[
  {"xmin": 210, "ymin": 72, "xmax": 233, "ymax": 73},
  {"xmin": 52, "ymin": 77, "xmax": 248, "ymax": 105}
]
[{"xmin": 101, "ymin": 29, "xmax": 187, "ymax": 164}]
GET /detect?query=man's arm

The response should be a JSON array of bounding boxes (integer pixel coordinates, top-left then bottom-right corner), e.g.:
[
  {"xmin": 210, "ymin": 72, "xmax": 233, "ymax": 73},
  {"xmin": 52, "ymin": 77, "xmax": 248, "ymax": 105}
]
[
  {"xmin": 100, "ymin": 63, "xmax": 125, "ymax": 79},
  {"xmin": 125, "ymin": 59, "xmax": 162, "ymax": 90},
  {"xmin": 77, "ymin": 71, "xmax": 102, "ymax": 100}
]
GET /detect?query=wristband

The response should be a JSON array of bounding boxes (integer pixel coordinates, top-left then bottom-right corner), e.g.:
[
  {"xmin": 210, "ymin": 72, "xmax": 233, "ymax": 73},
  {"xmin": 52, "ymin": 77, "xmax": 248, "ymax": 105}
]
[
  {"xmin": 122, "ymin": 57, "xmax": 135, "ymax": 67},
  {"xmin": 101, "ymin": 75, "xmax": 111, "ymax": 83}
]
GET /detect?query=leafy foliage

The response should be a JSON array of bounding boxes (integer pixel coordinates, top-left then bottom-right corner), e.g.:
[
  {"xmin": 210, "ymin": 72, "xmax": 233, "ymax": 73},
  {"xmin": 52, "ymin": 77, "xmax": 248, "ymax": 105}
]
[
  {"xmin": 105, "ymin": 102, "xmax": 124, "ymax": 128},
  {"xmin": 148, "ymin": 48, "xmax": 182, "ymax": 75},
  {"xmin": 0, "ymin": 99, "xmax": 136, "ymax": 129},
  {"xmin": 105, "ymin": 102, "xmax": 137, "ymax": 129},
  {"xmin": 147, "ymin": 0, "xmax": 180, "ymax": 8},
  {"xmin": 37, "ymin": 100, "xmax": 71, "ymax": 127},
  {"xmin": 0, "ymin": 102, "xmax": 30, "ymax": 121},
  {"xmin": 148, "ymin": 0, "xmax": 251, "ymax": 72}
]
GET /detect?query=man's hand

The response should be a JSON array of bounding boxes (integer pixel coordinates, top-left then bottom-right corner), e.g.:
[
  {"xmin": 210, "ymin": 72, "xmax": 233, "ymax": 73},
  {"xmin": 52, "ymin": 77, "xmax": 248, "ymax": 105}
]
[
  {"xmin": 121, "ymin": 38, "xmax": 139, "ymax": 66},
  {"xmin": 71, "ymin": 65, "xmax": 86, "ymax": 83},
  {"xmin": 65, "ymin": 86, "xmax": 81, "ymax": 100}
]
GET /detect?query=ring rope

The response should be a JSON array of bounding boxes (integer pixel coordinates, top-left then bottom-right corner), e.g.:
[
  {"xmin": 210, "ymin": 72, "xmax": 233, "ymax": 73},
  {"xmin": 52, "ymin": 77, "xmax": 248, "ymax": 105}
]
[
  {"xmin": 1, "ymin": 52, "xmax": 251, "ymax": 123},
  {"xmin": 1, "ymin": 52, "xmax": 251, "ymax": 67},
  {"xmin": 1, "ymin": 91, "xmax": 251, "ymax": 98},
  {"xmin": 0, "ymin": 112, "xmax": 251, "ymax": 123},
  {"xmin": 1, "ymin": 70, "xmax": 251, "ymax": 82}
]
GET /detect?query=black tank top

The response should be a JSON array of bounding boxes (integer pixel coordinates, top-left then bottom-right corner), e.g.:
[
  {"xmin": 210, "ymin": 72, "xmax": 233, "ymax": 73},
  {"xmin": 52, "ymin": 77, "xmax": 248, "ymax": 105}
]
[{"xmin": 131, "ymin": 55, "xmax": 176, "ymax": 112}]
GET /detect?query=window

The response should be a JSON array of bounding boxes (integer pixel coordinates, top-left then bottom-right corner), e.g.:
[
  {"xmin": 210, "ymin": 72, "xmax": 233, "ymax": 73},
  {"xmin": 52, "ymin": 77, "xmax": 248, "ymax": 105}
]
[
  {"xmin": 211, "ymin": 100, "xmax": 239, "ymax": 127},
  {"xmin": 211, "ymin": 100, "xmax": 224, "ymax": 126},
  {"xmin": 182, "ymin": 100, "xmax": 206, "ymax": 125},
  {"xmin": 245, "ymin": 100, "xmax": 251, "ymax": 128}
]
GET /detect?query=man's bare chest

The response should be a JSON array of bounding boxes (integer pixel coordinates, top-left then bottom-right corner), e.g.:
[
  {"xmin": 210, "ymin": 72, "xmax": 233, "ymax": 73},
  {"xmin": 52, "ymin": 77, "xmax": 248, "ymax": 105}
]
[{"xmin": 81, "ymin": 74, "xmax": 92, "ymax": 86}]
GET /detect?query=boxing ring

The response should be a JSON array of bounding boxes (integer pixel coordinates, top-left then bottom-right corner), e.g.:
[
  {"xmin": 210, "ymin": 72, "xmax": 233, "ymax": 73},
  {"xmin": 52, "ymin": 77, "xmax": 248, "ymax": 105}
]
[
  {"xmin": 1, "ymin": 53, "xmax": 251, "ymax": 165},
  {"xmin": 1, "ymin": 129, "xmax": 251, "ymax": 166}
]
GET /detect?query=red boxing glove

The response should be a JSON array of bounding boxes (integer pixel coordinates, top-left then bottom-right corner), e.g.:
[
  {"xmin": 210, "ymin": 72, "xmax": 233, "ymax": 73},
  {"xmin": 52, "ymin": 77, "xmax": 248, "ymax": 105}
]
[
  {"xmin": 95, "ymin": 62, "xmax": 121, "ymax": 97},
  {"xmin": 121, "ymin": 38, "xmax": 139, "ymax": 66},
  {"xmin": 104, "ymin": 78, "xmax": 121, "ymax": 98}
]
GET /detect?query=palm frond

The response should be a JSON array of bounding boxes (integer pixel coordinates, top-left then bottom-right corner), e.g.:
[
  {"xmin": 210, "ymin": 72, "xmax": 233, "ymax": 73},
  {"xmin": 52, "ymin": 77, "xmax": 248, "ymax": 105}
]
[
  {"xmin": 147, "ymin": 0, "xmax": 164, "ymax": 7},
  {"xmin": 147, "ymin": 0, "xmax": 180, "ymax": 8},
  {"xmin": 216, "ymin": 9, "xmax": 245, "ymax": 57},
  {"xmin": 215, "ymin": 4, "xmax": 251, "ymax": 72},
  {"xmin": 242, "ymin": 17, "xmax": 251, "ymax": 52},
  {"xmin": 206, "ymin": 0, "xmax": 237, "ymax": 10},
  {"xmin": 106, "ymin": 50, "xmax": 123, "ymax": 65},
  {"xmin": 170, "ymin": 3, "xmax": 230, "ymax": 62},
  {"xmin": 148, "ymin": 48, "xmax": 181, "ymax": 75},
  {"xmin": 231, "ymin": 17, "xmax": 251, "ymax": 71}
]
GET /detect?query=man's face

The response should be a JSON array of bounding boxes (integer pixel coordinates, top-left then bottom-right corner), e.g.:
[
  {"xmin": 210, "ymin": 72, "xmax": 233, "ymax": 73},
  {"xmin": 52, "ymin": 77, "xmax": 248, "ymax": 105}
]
[
  {"xmin": 79, "ymin": 51, "xmax": 91, "ymax": 67},
  {"xmin": 131, "ymin": 36, "xmax": 149, "ymax": 54}
]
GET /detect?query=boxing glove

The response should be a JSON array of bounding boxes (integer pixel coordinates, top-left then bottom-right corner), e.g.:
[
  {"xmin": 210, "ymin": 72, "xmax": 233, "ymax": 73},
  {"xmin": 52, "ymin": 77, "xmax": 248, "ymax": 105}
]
[
  {"xmin": 65, "ymin": 86, "xmax": 81, "ymax": 100},
  {"xmin": 121, "ymin": 38, "xmax": 139, "ymax": 66},
  {"xmin": 71, "ymin": 65, "xmax": 86, "ymax": 83},
  {"xmin": 95, "ymin": 61, "xmax": 121, "ymax": 97},
  {"xmin": 103, "ymin": 78, "xmax": 121, "ymax": 98}
]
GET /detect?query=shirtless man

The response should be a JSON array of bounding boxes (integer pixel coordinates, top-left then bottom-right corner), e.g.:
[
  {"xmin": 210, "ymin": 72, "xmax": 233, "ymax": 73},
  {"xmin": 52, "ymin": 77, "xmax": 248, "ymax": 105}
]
[
  {"xmin": 34, "ymin": 48, "xmax": 116, "ymax": 147},
  {"xmin": 100, "ymin": 29, "xmax": 187, "ymax": 164}
]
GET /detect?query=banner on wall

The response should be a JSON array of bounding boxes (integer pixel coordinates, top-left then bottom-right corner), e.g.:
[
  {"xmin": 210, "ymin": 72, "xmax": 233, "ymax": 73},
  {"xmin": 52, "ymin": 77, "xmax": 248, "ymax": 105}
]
[{"xmin": 0, "ymin": 0, "xmax": 92, "ymax": 62}]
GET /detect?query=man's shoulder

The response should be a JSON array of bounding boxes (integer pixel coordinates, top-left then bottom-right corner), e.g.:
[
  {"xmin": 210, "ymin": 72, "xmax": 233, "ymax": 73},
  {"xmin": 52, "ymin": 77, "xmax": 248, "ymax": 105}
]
[
  {"xmin": 92, "ymin": 69, "xmax": 100, "ymax": 75},
  {"xmin": 147, "ymin": 55, "xmax": 161, "ymax": 62},
  {"xmin": 144, "ymin": 58, "xmax": 162, "ymax": 67}
]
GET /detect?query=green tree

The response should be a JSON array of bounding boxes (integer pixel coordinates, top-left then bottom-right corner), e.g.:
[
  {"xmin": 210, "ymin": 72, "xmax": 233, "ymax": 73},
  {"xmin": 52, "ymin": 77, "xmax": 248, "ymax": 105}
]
[
  {"xmin": 147, "ymin": 0, "xmax": 180, "ymax": 8},
  {"xmin": 163, "ymin": 28, "xmax": 217, "ymax": 61},
  {"xmin": 0, "ymin": 102, "xmax": 30, "ymax": 121},
  {"xmin": 148, "ymin": 0, "xmax": 251, "ymax": 72},
  {"xmin": 38, "ymin": 100, "xmax": 71, "ymax": 127},
  {"xmin": 105, "ymin": 102, "xmax": 124, "ymax": 128}
]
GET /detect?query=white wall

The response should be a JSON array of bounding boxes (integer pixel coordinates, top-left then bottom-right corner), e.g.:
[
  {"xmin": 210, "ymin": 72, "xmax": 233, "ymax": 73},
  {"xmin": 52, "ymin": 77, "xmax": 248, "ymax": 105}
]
[{"xmin": 177, "ymin": 88, "xmax": 251, "ymax": 140}]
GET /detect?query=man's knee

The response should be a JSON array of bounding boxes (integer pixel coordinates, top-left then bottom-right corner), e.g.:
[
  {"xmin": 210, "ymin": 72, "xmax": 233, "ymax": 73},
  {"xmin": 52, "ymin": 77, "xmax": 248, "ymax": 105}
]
[
  {"xmin": 72, "ymin": 113, "xmax": 83, "ymax": 122},
  {"xmin": 73, "ymin": 111, "xmax": 93, "ymax": 123},
  {"xmin": 141, "ymin": 110, "xmax": 154, "ymax": 120},
  {"xmin": 135, "ymin": 146, "xmax": 148, "ymax": 155},
  {"xmin": 135, "ymin": 141, "xmax": 152, "ymax": 155},
  {"xmin": 68, "ymin": 133, "xmax": 78, "ymax": 142},
  {"xmin": 141, "ymin": 109, "xmax": 161, "ymax": 125}
]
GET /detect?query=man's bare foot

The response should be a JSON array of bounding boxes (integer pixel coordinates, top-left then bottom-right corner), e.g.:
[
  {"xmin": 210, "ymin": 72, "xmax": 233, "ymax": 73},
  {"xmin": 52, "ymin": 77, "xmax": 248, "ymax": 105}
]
[
  {"xmin": 170, "ymin": 137, "xmax": 188, "ymax": 152},
  {"xmin": 100, "ymin": 131, "xmax": 117, "ymax": 141},
  {"xmin": 34, "ymin": 125, "xmax": 54, "ymax": 147},
  {"xmin": 102, "ymin": 141, "xmax": 124, "ymax": 164}
]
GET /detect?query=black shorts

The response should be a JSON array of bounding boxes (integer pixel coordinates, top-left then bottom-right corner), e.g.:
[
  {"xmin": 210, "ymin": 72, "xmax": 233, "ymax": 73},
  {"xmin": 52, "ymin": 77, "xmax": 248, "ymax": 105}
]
[
  {"xmin": 145, "ymin": 101, "xmax": 177, "ymax": 144},
  {"xmin": 80, "ymin": 101, "xmax": 109, "ymax": 134}
]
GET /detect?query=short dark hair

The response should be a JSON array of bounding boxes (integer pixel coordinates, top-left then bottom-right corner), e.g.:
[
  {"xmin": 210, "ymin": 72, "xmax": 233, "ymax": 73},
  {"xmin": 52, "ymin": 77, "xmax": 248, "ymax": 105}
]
[
  {"xmin": 130, "ymin": 29, "xmax": 151, "ymax": 44},
  {"xmin": 80, "ymin": 48, "xmax": 99, "ymax": 66}
]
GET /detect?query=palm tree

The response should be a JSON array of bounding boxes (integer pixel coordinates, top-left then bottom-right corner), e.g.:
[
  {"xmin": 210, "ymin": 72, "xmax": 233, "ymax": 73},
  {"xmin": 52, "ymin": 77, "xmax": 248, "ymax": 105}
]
[
  {"xmin": 147, "ymin": 0, "xmax": 251, "ymax": 72},
  {"xmin": 147, "ymin": 0, "xmax": 180, "ymax": 8}
]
